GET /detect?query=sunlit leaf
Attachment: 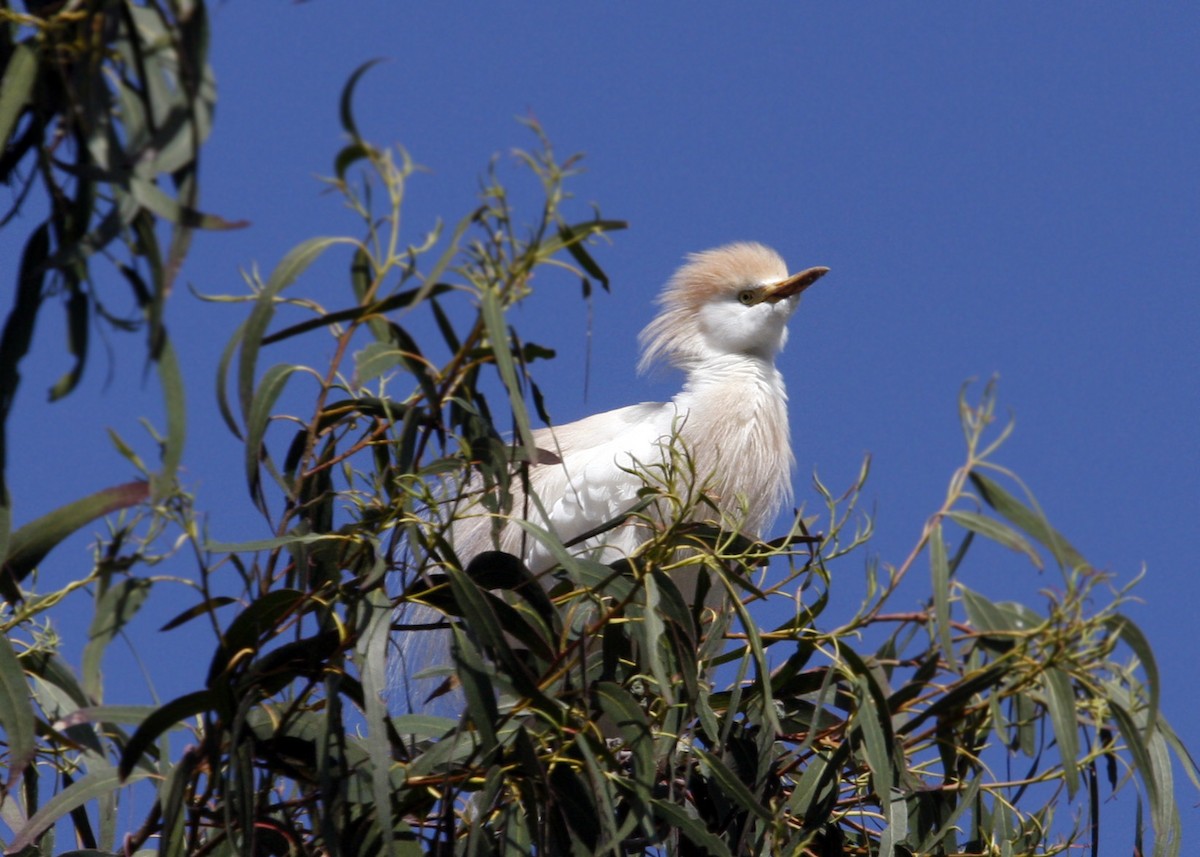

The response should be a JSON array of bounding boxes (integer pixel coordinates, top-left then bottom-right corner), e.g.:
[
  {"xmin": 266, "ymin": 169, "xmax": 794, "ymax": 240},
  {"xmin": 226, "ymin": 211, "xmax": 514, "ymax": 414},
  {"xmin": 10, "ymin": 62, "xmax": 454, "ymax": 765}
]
[
  {"xmin": 1105, "ymin": 614, "xmax": 1160, "ymax": 739},
  {"xmin": 8, "ymin": 766, "xmax": 152, "ymax": 852},
  {"xmin": 1041, "ymin": 667, "xmax": 1080, "ymax": 799},
  {"xmin": 928, "ymin": 521, "xmax": 958, "ymax": 672},
  {"xmin": 946, "ymin": 509, "xmax": 1043, "ymax": 570},
  {"xmin": 0, "ymin": 43, "xmax": 37, "ymax": 150},
  {"xmin": 970, "ymin": 471, "xmax": 1086, "ymax": 571},
  {"xmin": 0, "ymin": 634, "xmax": 36, "ymax": 788}
]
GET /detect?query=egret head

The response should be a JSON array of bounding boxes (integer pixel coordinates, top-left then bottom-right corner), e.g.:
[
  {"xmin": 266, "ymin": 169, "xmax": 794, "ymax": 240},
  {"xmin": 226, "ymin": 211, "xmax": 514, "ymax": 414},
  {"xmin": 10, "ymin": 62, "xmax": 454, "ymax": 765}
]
[{"xmin": 638, "ymin": 242, "xmax": 828, "ymax": 373}]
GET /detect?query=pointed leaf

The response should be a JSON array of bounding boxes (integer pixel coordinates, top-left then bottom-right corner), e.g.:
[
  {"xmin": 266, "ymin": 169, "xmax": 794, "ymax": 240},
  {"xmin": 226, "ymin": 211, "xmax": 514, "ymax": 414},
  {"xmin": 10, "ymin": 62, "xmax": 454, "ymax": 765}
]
[
  {"xmin": 339, "ymin": 59, "xmax": 386, "ymax": 143},
  {"xmin": 946, "ymin": 509, "xmax": 1043, "ymax": 570},
  {"xmin": 649, "ymin": 798, "xmax": 734, "ymax": 857},
  {"xmin": 206, "ymin": 589, "xmax": 305, "ymax": 687},
  {"xmin": 8, "ymin": 766, "xmax": 151, "ymax": 852},
  {"xmin": 118, "ymin": 690, "xmax": 214, "ymax": 780},
  {"xmin": 82, "ymin": 578, "xmax": 153, "ymax": 701},
  {"xmin": 1040, "ymin": 667, "xmax": 1080, "ymax": 798},
  {"xmin": 1105, "ymin": 614, "xmax": 1160, "ymax": 740},
  {"xmin": 2, "ymin": 481, "xmax": 150, "ymax": 588},
  {"xmin": 693, "ymin": 746, "xmax": 773, "ymax": 822},
  {"xmin": 929, "ymin": 521, "xmax": 958, "ymax": 672},
  {"xmin": 970, "ymin": 472, "xmax": 1086, "ymax": 571},
  {"xmin": 244, "ymin": 362, "xmax": 303, "ymax": 509},
  {"xmin": 154, "ymin": 336, "xmax": 187, "ymax": 490},
  {"xmin": 479, "ymin": 285, "xmax": 537, "ymax": 456},
  {"xmin": 237, "ymin": 237, "xmax": 353, "ymax": 423},
  {"xmin": 0, "ymin": 42, "xmax": 37, "ymax": 152},
  {"xmin": 47, "ymin": 287, "xmax": 89, "ymax": 402},
  {"xmin": 0, "ymin": 633, "xmax": 36, "ymax": 788}
]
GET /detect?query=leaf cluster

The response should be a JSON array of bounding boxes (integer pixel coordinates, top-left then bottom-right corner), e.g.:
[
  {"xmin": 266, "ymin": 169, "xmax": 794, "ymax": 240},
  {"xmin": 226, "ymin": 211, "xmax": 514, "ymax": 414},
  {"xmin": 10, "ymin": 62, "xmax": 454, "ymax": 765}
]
[
  {"xmin": 0, "ymin": 0, "xmax": 238, "ymax": 552},
  {"xmin": 0, "ymin": 60, "xmax": 1195, "ymax": 857}
]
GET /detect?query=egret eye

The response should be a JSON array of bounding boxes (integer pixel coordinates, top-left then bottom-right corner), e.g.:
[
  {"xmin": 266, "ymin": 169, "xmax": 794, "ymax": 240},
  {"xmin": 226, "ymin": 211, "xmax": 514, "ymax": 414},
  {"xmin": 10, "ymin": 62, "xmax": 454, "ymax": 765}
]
[{"xmin": 737, "ymin": 289, "xmax": 756, "ymax": 306}]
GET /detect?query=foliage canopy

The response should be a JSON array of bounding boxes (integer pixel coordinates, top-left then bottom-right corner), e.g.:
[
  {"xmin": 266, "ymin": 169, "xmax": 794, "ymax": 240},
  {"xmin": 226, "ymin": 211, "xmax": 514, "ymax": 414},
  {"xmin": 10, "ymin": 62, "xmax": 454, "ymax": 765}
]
[{"xmin": 1, "ymin": 7, "xmax": 1195, "ymax": 856}]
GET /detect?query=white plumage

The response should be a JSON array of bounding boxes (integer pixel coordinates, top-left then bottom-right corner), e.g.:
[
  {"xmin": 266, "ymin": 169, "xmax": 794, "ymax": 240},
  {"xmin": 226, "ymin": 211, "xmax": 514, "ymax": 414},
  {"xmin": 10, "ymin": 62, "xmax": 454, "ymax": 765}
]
[
  {"xmin": 450, "ymin": 241, "xmax": 829, "ymax": 570},
  {"xmin": 391, "ymin": 242, "xmax": 828, "ymax": 709}
]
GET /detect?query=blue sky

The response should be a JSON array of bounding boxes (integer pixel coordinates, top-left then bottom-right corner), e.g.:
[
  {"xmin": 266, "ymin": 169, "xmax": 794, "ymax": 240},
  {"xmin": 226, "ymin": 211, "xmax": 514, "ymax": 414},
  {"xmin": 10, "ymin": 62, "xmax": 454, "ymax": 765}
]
[{"xmin": 4, "ymin": 3, "xmax": 1198, "ymax": 849}]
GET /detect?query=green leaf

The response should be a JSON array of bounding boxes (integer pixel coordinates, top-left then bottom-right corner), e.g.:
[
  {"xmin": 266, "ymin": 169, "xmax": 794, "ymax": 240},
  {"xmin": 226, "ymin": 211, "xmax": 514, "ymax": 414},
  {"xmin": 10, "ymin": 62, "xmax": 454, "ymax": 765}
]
[
  {"xmin": 945, "ymin": 509, "xmax": 1043, "ymax": 570},
  {"xmin": 970, "ymin": 471, "xmax": 1086, "ymax": 571},
  {"xmin": 1040, "ymin": 667, "xmax": 1080, "ymax": 799},
  {"xmin": 128, "ymin": 175, "xmax": 249, "ymax": 231},
  {"xmin": 928, "ymin": 521, "xmax": 958, "ymax": 672},
  {"xmin": 357, "ymin": 587, "xmax": 405, "ymax": 856},
  {"xmin": 593, "ymin": 681, "xmax": 654, "ymax": 799},
  {"xmin": 0, "ymin": 41, "xmax": 37, "ymax": 152},
  {"xmin": 154, "ymin": 336, "xmax": 187, "ymax": 492},
  {"xmin": 339, "ymin": 59, "xmax": 386, "ymax": 144},
  {"xmin": 1105, "ymin": 614, "xmax": 1160, "ymax": 740},
  {"xmin": 1, "ymin": 481, "xmax": 150, "ymax": 589},
  {"xmin": 897, "ymin": 662, "xmax": 1008, "ymax": 737},
  {"xmin": 556, "ymin": 219, "xmax": 628, "ymax": 292},
  {"xmin": 0, "ymin": 633, "xmax": 36, "ymax": 788},
  {"xmin": 851, "ymin": 672, "xmax": 896, "ymax": 796},
  {"xmin": 118, "ymin": 690, "xmax": 213, "ymax": 780},
  {"xmin": 243, "ymin": 362, "xmax": 303, "ymax": 510},
  {"xmin": 959, "ymin": 584, "xmax": 1040, "ymax": 648},
  {"xmin": 390, "ymin": 713, "xmax": 459, "ymax": 740},
  {"xmin": 442, "ymin": 562, "xmax": 546, "ymax": 701},
  {"xmin": 1109, "ymin": 698, "xmax": 1181, "ymax": 857},
  {"xmin": 47, "ymin": 286, "xmax": 89, "ymax": 402},
  {"xmin": 260, "ymin": 283, "xmax": 452, "ymax": 347},
  {"xmin": 206, "ymin": 589, "xmax": 306, "ymax": 688},
  {"xmin": 649, "ymin": 798, "xmax": 734, "ymax": 857},
  {"xmin": 159, "ymin": 595, "xmax": 238, "ymax": 632},
  {"xmin": 694, "ymin": 746, "xmax": 773, "ymax": 822},
  {"xmin": 82, "ymin": 578, "xmax": 153, "ymax": 701},
  {"xmin": 8, "ymin": 766, "xmax": 152, "ymax": 852},
  {"xmin": 920, "ymin": 772, "xmax": 982, "ymax": 853},
  {"xmin": 237, "ymin": 236, "xmax": 354, "ymax": 426},
  {"xmin": 61, "ymin": 704, "xmax": 160, "ymax": 726},
  {"xmin": 449, "ymin": 624, "xmax": 499, "ymax": 753},
  {"xmin": 479, "ymin": 285, "xmax": 537, "ymax": 456}
]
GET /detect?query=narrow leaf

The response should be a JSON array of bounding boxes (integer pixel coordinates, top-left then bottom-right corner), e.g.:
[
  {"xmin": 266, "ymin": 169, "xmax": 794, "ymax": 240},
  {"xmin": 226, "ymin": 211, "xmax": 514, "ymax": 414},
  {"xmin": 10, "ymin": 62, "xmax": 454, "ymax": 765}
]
[
  {"xmin": 8, "ymin": 767, "xmax": 151, "ymax": 852},
  {"xmin": 1040, "ymin": 667, "xmax": 1080, "ymax": 798},
  {"xmin": 2, "ymin": 481, "xmax": 150, "ymax": 589},
  {"xmin": 47, "ymin": 286, "xmax": 89, "ymax": 401},
  {"xmin": 479, "ymin": 286, "xmax": 537, "ymax": 456},
  {"xmin": 82, "ymin": 578, "xmax": 153, "ymax": 701},
  {"xmin": 154, "ymin": 336, "xmax": 187, "ymax": 490},
  {"xmin": 946, "ymin": 509, "xmax": 1043, "ymax": 570},
  {"xmin": 1105, "ymin": 614, "xmax": 1160, "ymax": 740},
  {"xmin": 339, "ymin": 59, "xmax": 386, "ymax": 143},
  {"xmin": 694, "ymin": 747, "xmax": 773, "ymax": 822},
  {"xmin": 237, "ymin": 237, "xmax": 353, "ymax": 424},
  {"xmin": 929, "ymin": 521, "xmax": 958, "ymax": 672},
  {"xmin": 0, "ymin": 633, "xmax": 36, "ymax": 788},
  {"xmin": 118, "ymin": 690, "xmax": 213, "ymax": 780},
  {"xmin": 0, "ymin": 41, "xmax": 37, "ymax": 151},
  {"xmin": 649, "ymin": 799, "xmax": 733, "ymax": 856},
  {"xmin": 243, "ymin": 362, "xmax": 303, "ymax": 509},
  {"xmin": 206, "ymin": 589, "xmax": 305, "ymax": 688},
  {"xmin": 971, "ymin": 472, "xmax": 1086, "ymax": 571}
]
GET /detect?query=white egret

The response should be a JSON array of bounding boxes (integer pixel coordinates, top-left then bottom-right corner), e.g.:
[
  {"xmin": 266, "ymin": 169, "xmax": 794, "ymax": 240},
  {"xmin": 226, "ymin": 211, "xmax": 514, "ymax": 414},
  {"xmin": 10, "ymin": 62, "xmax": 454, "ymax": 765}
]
[
  {"xmin": 393, "ymin": 242, "xmax": 827, "ymax": 710},
  {"xmin": 451, "ymin": 241, "xmax": 829, "ymax": 570}
]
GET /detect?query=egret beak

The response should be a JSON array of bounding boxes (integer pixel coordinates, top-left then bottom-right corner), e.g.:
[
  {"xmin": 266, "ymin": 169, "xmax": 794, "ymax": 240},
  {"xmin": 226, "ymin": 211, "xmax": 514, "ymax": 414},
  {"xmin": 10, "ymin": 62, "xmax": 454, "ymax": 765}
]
[{"xmin": 764, "ymin": 266, "xmax": 830, "ymax": 302}]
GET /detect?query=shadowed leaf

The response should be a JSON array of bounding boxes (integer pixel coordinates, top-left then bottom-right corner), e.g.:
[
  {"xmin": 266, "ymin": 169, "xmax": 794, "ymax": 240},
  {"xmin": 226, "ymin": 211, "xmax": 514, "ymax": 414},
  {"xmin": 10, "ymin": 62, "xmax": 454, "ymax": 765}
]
[{"xmin": 2, "ymin": 481, "xmax": 150, "ymax": 592}]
